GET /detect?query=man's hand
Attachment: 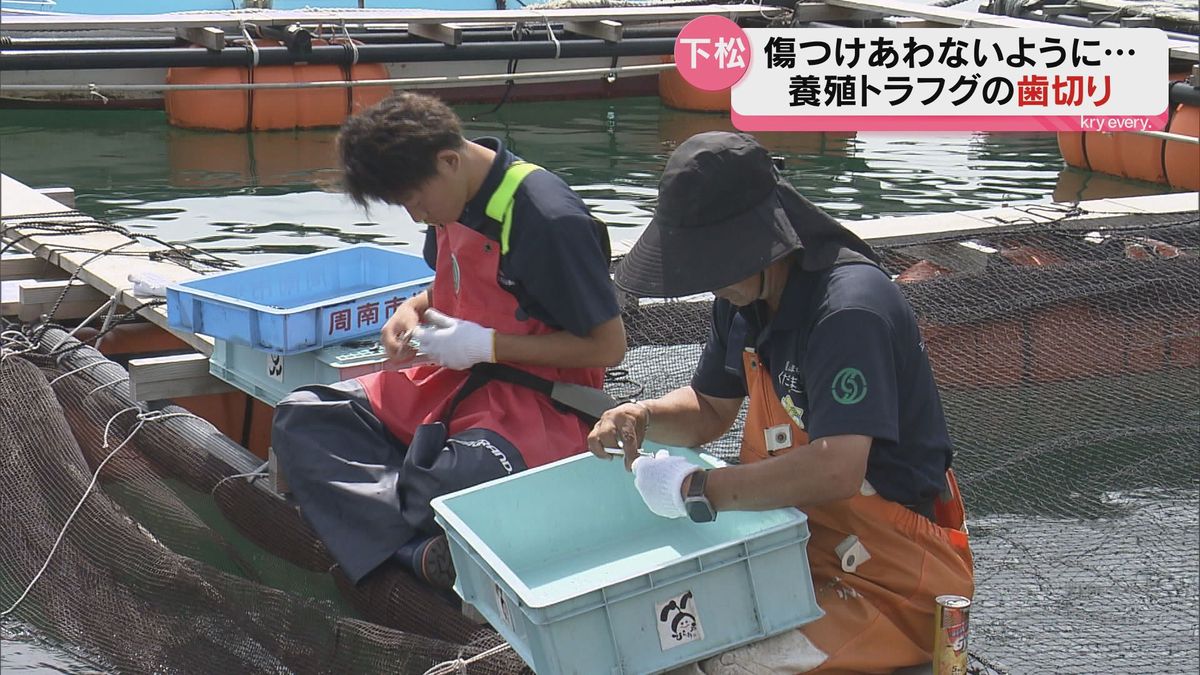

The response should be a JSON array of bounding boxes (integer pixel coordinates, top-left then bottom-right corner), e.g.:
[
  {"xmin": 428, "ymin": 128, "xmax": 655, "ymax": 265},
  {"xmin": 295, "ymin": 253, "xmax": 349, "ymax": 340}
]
[
  {"xmin": 587, "ymin": 401, "xmax": 652, "ymax": 471},
  {"xmin": 381, "ymin": 303, "xmax": 423, "ymax": 364},
  {"xmin": 631, "ymin": 450, "xmax": 698, "ymax": 519},
  {"xmin": 410, "ymin": 309, "xmax": 496, "ymax": 370}
]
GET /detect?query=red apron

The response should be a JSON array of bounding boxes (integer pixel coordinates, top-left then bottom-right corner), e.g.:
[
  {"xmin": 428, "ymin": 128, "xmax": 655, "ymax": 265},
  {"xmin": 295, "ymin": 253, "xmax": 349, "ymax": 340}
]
[
  {"xmin": 357, "ymin": 221, "xmax": 604, "ymax": 468},
  {"xmin": 740, "ymin": 348, "xmax": 974, "ymax": 674}
]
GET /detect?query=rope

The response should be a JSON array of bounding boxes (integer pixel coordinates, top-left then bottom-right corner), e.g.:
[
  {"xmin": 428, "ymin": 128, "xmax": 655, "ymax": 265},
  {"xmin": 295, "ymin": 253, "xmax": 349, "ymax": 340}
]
[
  {"xmin": 541, "ymin": 12, "xmax": 561, "ymax": 59},
  {"xmin": 339, "ymin": 22, "xmax": 360, "ymax": 65},
  {"xmin": 986, "ymin": 0, "xmax": 1026, "ymax": 16},
  {"xmin": 469, "ymin": 21, "xmax": 528, "ymax": 120},
  {"xmin": 87, "ymin": 83, "xmax": 109, "ymax": 104},
  {"xmin": 240, "ymin": 23, "xmax": 261, "ymax": 68},
  {"xmin": 95, "ymin": 292, "xmax": 123, "ymax": 340},
  {"xmin": 0, "ymin": 406, "xmax": 146, "ymax": 618},
  {"xmin": 11, "ymin": 241, "xmax": 133, "ymax": 351},
  {"xmin": 0, "ymin": 405, "xmax": 208, "ymax": 619},
  {"xmin": 604, "ymin": 366, "xmax": 645, "ymax": 401},
  {"xmin": 1, "ymin": 210, "xmax": 238, "ymax": 273},
  {"xmin": 422, "ymin": 642, "xmax": 515, "ymax": 675},
  {"xmin": 210, "ymin": 461, "xmax": 270, "ymax": 497},
  {"xmin": 0, "ymin": 330, "xmax": 37, "ymax": 362},
  {"xmin": 85, "ymin": 374, "xmax": 130, "ymax": 398},
  {"xmin": 43, "ymin": 299, "xmax": 168, "ymax": 363},
  {"xmin": 64, "ymin": 294, "xmax": 117, "ymax": 340},
  {"xmin": 47, "ymin": 358, "xmax": 111, "ymax": 385}
]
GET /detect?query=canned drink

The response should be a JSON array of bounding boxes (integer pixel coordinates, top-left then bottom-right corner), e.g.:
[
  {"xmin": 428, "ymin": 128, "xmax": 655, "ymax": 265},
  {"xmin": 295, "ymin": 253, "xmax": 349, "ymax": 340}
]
[{"xmin": 933, "ymin": 594, "xmax": 971, "ymax": 675}]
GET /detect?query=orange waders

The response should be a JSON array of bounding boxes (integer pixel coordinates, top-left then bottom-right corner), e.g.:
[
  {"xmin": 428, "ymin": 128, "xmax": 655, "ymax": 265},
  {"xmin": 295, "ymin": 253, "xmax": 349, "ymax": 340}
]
[{"xmin": 678, "ymin": 349, "xmax": 974, "ymax": 674}]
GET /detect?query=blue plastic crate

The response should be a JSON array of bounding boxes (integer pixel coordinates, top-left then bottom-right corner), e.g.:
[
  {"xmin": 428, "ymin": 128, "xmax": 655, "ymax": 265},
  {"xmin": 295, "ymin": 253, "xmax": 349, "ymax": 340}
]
[
  {"xmin": 167, "ymin": 245, "xmax": 433, "ymax": 355},
  {"xmin": 208, "ymin": 338, "xmax": 389, "ymax": 406},
  {"xmin": 431, "ymin": 448, "xmax": 823, "ymax": 675}
]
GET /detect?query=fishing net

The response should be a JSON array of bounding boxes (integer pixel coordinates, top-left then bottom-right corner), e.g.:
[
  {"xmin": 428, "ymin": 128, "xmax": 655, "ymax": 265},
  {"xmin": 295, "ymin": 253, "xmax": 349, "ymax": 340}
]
[
  {"xmin": 0, "ymin": 332, "xmax": 526, "ymax": 675},
  {"xmin": 1, "ymin": 205, "xmax": 1196, "ymax": 674},
  {"xmin": 620, "ymin": 207, "xmax": 1200, "ymax": 674}
]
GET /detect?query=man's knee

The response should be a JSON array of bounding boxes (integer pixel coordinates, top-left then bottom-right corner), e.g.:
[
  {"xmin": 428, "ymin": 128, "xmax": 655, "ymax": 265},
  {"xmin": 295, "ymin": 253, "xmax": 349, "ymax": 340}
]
[
  {"xmin": 277, "ymin": 387, "xmax": 324, "ymax": 408},
  {"xmin": 272, "ymin": 388, "xmax": 329, "ymax": 454},
  {"xmin": 273, "ymin": 386, "xmax": 344, "ymax": 433}
]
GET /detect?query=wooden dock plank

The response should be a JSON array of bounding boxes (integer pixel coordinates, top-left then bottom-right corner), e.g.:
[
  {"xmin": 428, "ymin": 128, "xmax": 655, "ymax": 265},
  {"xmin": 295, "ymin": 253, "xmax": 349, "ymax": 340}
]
[
  {"xmin": 844, "ymin": 192, "xmax": 1198, "ymax": 245},
  {"xmin": 1097, "ymin": 193, "xmax": 1200, "ymax": 213},
  {"xmin": 128, "ymin": 353, "xmax": 235, "ymax": 401},
  {"xmin": 848, "ymin": 211, "xmax": 1018, "ymax": 246},
  {"xmin": 1, "ymin": 252, "xmax": 63, "ymax": 280},
  {"xmin": 175, "ymin": 26, "xmax": 226, "ymax": 51},
  {"xmin": 2, "ymin": 279, "xmax": 108, "ymax": 322},
  {"xmin": 1, "ymin": 279, "xmax": 23, "ymax": 315},
  {"xmin": 36, "ymin": 187, "xmax": 75, "ymax": 208},
  {"xmin": 563, "ymin": 20, "xmax": 625, "ymax": 43},
  {"xmin": 18, "ymin": 279, "xmax": 107, "ymax": 306},
  {"xmin": 0, "ymin": 5, "xmax": 785, "ymax": 31},
  {"xmin": 1, "ymin": 174, "xmax": 214, "ymax": 356},
  {"xmin": 408, "ymin": 22, "xmax": 465, "ymax": 47}
]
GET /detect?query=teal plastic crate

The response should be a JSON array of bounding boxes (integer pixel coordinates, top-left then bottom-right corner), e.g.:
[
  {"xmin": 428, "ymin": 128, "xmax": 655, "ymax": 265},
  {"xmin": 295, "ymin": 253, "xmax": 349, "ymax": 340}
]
[
  {"xmin": 209, "ymin": 338, "xmax": 389, "ymax": 406},
  {"xmin": 167, "ymin": 245, "xmax": 433, "ymax": 355},
  {"xmin": 431, "ymin": 448, "xmax": 823, "ymax": 675}
]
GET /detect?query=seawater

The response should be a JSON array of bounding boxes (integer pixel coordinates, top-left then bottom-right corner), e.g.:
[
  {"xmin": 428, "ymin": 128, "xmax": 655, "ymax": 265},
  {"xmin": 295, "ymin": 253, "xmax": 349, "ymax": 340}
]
[{"xmin": 0, "ymin": 98, "xmax": 1172, "ymax": 270}]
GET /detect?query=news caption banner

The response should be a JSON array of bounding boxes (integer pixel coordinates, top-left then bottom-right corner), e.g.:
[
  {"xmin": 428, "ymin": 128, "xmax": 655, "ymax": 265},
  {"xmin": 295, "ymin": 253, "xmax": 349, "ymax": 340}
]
[{"xmin": 673, "ymin": 15, "xmax": 1169, "ymax": 132}]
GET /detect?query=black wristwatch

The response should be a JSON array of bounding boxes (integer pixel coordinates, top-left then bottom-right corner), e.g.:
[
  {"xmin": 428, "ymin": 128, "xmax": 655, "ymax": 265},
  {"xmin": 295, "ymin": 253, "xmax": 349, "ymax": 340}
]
[{"xmin": 684, "ymin": 470, "xmax": 717, "ymax": 523}]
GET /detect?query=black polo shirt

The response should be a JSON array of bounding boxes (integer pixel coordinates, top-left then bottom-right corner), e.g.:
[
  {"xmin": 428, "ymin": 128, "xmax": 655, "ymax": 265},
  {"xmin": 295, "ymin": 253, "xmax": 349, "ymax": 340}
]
[
  {"xmin": 691, "ymin": 260, "xmax": 953, "ymax": 506},
  {"xmin": 423, "ymin": 137, "xmax": 620, "ymax": 337}
]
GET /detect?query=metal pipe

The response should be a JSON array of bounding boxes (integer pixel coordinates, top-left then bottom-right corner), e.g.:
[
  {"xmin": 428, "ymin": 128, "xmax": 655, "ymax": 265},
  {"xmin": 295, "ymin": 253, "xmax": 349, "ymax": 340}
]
[
  {"xmin": 1169, "ymin": 81, "xmax": 1200, "ymax": 107},
  {"xmin": 1132, "ymin": 129, "xmax": 1199, "ymax": 144},
  {"xmin": 0, "ymin": 37, "xmax": 677, "ymax": 70},
  {"xmin": 0, "ymin": 61, "xmax": 675, "ymax": 94},
  {"xmin": 0, "ymin": 26, "xmax": 683, "ymax": 50},
  {"xmin": 1010, "ymin": 10, "xmax": 1198, "ymax": 44}
]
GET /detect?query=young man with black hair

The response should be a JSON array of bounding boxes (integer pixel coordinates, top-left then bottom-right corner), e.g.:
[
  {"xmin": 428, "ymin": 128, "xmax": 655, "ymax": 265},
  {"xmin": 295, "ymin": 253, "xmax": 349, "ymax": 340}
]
[{"xmin": 274, "ymin": 92, "xmax": 626, "ymax": 588}]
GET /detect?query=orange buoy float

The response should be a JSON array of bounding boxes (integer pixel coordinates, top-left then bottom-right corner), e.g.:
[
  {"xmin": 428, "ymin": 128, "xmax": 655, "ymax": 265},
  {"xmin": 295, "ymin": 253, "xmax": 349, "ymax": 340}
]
[
  {"xmin": 1112, "ymin": 124, "xmax": 1169, "ymax": 185},
  {"xmin": 1164, "ymin": 102, "xmax": 1199, "ymax": 190},
  {"xmin": 658, "ymin": 56, "xmax": 732, "ymax": 113},
  {"xmin": 1056, "ymin": 76, "xmax": 1200, "ymax": 189},
  {"xmin": 165, "ymin": 39, "xmax": 391, "ymax": 132},
  {"xmin": 1056, "ymin": 131, "xmax": 1087, "ymax": 171}
]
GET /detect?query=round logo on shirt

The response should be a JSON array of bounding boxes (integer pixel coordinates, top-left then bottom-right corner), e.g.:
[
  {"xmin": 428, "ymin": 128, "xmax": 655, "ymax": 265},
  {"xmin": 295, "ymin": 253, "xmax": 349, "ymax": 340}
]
[{"xmin": 831, "ymin": 367, "xmax": 867, "ymax": 405}]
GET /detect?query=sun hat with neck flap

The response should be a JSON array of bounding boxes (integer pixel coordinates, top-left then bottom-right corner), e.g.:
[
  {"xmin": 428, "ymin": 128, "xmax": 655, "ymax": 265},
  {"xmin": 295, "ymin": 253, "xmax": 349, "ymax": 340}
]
[{"xmin": 614, "ymin": 131, "xmax": 879, "ymax": 298}]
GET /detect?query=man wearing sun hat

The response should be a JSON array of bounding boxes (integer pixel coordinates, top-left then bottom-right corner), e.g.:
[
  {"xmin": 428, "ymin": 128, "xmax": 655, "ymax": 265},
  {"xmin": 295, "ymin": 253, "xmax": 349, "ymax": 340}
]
[{"xmin": 588, "ymin": 131, "xmax": 974, "ymax": 672}]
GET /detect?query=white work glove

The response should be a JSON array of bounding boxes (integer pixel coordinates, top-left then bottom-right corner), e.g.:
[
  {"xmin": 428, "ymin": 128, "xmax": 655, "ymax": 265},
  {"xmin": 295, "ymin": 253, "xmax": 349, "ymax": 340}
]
[
  {"xmin": 409, "ymin": 308, "xmax": 496, "ymax": 370},
  {"xmin": 631, "ymin": 450, "xmax": 699, "ymax": 519}
]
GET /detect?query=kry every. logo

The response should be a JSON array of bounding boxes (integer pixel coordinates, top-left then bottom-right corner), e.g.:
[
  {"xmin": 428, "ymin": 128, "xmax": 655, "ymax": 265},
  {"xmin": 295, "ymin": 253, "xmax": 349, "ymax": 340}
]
[{"xmin": 831, "ymin": 367, "xmax": 867, "ymax": 405}]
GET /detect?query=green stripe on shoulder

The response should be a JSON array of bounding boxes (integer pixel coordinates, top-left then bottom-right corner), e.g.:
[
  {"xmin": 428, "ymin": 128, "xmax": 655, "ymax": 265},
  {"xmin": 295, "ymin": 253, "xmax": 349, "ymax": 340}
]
[{"xmin": 484, "ymin": 161, "xmax": 543, "ymax": 255}]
